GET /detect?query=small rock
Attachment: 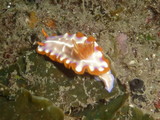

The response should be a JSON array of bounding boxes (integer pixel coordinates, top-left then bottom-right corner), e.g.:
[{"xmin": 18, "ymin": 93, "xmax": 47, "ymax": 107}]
[{"xmin": 129, "ymin": 79, "xmax": 145, "ymax": 93}]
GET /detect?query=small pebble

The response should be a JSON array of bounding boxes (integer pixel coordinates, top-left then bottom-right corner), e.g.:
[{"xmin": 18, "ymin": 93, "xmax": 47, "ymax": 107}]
[{"xmin": 129, "ymin": 78, "xmax": 145, "ymax": 93}]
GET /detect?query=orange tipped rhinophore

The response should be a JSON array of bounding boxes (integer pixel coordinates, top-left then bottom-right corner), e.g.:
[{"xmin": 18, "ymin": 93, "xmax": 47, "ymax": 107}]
[
  {"xmin": 37, "ymin": 41, "xmax": 45, "ymax": 46},
  {"xmin": 36, "ymin": 30, "xmax": 115, "ymax": 92},
  {"xmin": 42, "ymin": 28, "xmax": 48, "ymax": 38}
]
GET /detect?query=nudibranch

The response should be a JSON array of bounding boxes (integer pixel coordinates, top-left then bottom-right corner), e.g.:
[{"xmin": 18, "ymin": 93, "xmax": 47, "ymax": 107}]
[{"xmin": 36, "ymin": 29, "xmax": 115, "ymax": 92}]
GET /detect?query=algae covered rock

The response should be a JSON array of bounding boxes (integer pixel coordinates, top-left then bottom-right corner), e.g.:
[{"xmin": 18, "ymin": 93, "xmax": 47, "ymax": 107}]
[{"xmin": 0, "ymin": 51, "xmax": 155, "ymax": 120}]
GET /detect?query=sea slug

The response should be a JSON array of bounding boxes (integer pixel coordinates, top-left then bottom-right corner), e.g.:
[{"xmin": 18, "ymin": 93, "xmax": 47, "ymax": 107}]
[{"xmin": 37, "ymin": 29, "xmax": 115, "ymax": 92}]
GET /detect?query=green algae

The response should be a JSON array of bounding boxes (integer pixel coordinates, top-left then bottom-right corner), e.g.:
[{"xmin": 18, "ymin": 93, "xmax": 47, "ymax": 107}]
[
  {"xmin": 69, "ymin": 85, "xmax": 154, "ymax": 120},
  {"xmin": 0, "ymin": 87, "xmax": 64, "ymax": 120},
  {"xmin": 15, "ymin": 89, "xmax": 64, "ymax": 120},
  {"xmin": 130, "ymin": 107, "xmax": 154, "ymax": 120},
  {"xmin": 71, "ymin": 93, "xmax": 129, "ymax": 120}
]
